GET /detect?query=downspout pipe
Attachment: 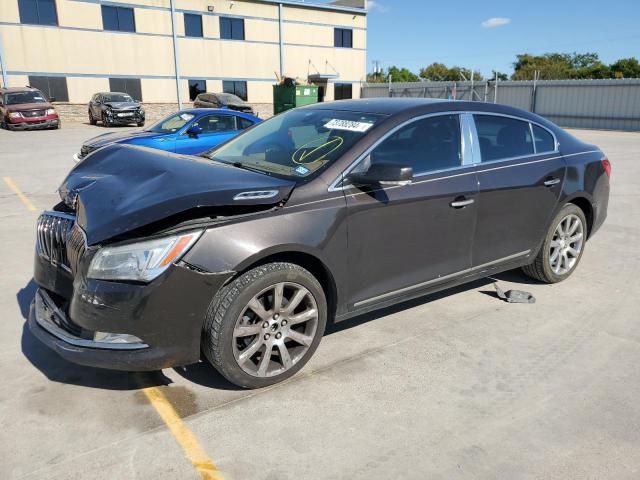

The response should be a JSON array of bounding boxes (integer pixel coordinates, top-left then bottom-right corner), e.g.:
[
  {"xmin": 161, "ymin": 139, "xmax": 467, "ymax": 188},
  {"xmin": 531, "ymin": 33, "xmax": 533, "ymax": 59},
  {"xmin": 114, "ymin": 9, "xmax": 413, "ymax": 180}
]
[
  {"xmin": 170, "ymin": 0, "xmax": 182, "ymax": 108},
  {"xmin": 278, "ymin": 3, "xmax": 284, "ymax": 78},
  {"xmin": 0, "ymin": 33, "xmax": 8, "ymax": 88}
]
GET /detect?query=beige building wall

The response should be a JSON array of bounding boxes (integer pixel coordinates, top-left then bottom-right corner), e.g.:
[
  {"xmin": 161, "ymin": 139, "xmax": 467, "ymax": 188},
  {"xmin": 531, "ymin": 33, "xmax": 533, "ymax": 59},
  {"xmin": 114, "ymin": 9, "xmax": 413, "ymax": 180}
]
[{"xmin": 0, "ymin": 0, "xmax": 367, "ymax": 104}]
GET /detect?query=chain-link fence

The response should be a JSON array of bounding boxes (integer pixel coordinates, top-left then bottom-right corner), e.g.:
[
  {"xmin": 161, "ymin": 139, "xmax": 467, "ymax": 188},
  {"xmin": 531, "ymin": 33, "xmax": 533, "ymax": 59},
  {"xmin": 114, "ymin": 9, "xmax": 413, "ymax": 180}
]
[{"xmin": 362, "ymin": 79, "xmax": 640, "ymax": 131}]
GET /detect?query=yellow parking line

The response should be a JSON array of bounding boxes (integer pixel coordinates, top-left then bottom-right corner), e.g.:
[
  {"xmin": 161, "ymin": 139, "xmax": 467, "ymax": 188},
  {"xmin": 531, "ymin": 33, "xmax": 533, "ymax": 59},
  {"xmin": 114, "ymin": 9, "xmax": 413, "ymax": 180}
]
[
  {"xmin": 3, "ymin": 176, "xmax": 37, "ymax": 212},
  {"xmin": 143, "ymin": 387, "xmax": 223, "ymax": 480}
]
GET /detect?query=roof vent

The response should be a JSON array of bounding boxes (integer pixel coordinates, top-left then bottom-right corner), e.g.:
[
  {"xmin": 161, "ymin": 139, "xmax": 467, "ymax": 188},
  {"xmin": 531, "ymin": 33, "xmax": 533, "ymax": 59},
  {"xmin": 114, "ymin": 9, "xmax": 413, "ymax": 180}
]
[{"xmin": 233, "ymin": 190, "xmax": 279, "ymax": 201}]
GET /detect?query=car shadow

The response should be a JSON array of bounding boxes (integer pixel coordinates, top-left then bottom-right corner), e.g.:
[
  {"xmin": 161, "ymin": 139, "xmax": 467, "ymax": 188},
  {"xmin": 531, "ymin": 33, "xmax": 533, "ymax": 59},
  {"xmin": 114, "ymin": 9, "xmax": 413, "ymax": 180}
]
[
  {"xmin": 18, "ymin": 279, "xmax": 171, "ymax": 391},
  {"xmin": 17, "ymin": 271, "xmax": 531, "ymax": 391},
  {"xmin": 325, "ymin": 277, "xmax": 495, "ymax": 336}
]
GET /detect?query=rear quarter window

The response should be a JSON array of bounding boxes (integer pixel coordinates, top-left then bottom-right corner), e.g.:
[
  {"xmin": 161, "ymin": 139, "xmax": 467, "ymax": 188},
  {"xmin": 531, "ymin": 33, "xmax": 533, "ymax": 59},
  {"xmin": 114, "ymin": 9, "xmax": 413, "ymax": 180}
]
[{"xmin": 532, "ymin": 124, "xmax": 556, "ymax": 153}]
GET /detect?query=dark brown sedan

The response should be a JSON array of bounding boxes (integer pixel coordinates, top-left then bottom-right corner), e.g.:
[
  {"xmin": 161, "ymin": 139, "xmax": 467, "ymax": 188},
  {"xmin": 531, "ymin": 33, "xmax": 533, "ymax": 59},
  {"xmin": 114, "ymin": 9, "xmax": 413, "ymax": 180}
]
[{"xmin": 30, "ymin": 99, "xmax": 610, "ymax": 388}]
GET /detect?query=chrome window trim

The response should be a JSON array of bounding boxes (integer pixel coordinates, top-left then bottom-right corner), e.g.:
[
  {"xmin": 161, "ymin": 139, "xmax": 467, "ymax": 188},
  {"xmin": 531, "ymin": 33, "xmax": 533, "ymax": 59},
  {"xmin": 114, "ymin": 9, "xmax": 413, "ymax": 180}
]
[
  {"xmin": 328, "ymin": 110, "xmax": 560, "ymax": 192},
  {"xmin": 328, "ymin": 111, "xmax": 465, "ymax": 192},
  {"xmin": 353, "ymin": 250, "xmax": 531, "ymax": 308},
  {"xmin": 291, "ymin": 149, "xmax": 600, "ymax": 211}
]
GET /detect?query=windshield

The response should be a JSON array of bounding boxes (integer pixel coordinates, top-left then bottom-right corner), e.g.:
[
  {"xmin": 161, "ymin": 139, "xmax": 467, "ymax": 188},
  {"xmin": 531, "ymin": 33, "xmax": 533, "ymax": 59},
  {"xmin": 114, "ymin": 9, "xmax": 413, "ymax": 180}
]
[
  {"xmin": 102, "ymin": 93, "xmax": 134, "ymax": 103},
  {"xmin": 145, "ymin": 111, "xmax": 195, "ymax": 133},
  {"xmin": 5, "ymin": 91, "xmax": 47, "ymax": 105},
  {"xmin": 206, "ymin": 109, "xmax": 384, "ymax": 179}
]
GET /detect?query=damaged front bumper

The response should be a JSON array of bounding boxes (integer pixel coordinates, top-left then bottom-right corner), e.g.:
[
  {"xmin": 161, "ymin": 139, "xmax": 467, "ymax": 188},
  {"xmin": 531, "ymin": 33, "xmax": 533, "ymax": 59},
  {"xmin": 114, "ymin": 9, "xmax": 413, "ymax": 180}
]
[{"xmin": 30, "ymin": 234, "xmax": 233, "ymax": 371}]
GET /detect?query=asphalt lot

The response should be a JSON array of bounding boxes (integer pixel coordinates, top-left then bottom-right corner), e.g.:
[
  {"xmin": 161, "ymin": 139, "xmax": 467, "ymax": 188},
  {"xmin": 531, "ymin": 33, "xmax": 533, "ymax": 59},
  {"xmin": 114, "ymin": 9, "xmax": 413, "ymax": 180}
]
[{"xmin": 0, "ymin": 123, "xmax": 639, "ymax": 479}]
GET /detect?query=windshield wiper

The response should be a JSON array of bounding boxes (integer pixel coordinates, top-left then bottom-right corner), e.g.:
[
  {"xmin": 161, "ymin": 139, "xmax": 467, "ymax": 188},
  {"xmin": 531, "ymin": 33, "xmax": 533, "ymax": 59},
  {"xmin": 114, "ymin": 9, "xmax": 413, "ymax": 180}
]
[{"xmin": 205, "ymin": 156, "xmax": 271, "ymax": 176}]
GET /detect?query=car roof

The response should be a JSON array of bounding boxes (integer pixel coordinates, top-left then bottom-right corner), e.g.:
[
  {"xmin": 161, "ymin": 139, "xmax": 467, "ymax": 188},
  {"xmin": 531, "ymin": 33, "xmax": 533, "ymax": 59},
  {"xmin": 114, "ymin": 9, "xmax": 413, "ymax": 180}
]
[
  {"xmin": 303, "ymin": 98, "xmax": 556, "ymax": 129},
  {"xmin": 0, "ymin": 87, "xmax": 43, "ymax": 93},
  {"xmin": 178, "ymin": 108, "xmax": 260, "ymax": 120},
  {"xmin": 97, "ymin": 92, "xmax": 130, "ymax": 95}
]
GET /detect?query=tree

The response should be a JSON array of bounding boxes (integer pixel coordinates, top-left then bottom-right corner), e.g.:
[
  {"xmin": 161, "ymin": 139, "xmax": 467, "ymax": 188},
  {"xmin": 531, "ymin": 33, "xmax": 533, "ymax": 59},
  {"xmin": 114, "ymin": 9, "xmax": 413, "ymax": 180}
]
[
  {"xmin": 387, "ymin": 66, "xmax": 420, "ymax": 83},
  {"xmin": 492, "ymin": 70, "xmax": 509, "ymax": 81},
  {"xmin": 420, "ymin": 63, "xmax": 483, "ymax": 81},
  {"xmin": 610, "ymin": 58, "xmax": 640, "ymax": 78}
]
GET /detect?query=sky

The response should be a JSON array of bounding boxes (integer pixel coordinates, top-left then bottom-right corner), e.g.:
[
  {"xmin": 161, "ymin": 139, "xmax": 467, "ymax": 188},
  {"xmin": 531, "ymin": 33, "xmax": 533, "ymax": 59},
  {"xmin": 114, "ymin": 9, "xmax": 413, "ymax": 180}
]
[{"xmin": 366, "ymin": 0, "xmax": 640, "ymax": 78}]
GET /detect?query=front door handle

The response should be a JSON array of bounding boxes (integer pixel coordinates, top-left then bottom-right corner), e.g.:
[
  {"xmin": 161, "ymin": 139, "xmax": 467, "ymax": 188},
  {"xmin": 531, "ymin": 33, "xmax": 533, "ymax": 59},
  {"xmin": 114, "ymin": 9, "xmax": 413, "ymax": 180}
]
[
  {"xmin": 450, "ymin": 198, "xmax": 475, "ymax": 208},
  {"xmin": 544, "ymin": 178, "xmax": 561, "ymax": 187}
]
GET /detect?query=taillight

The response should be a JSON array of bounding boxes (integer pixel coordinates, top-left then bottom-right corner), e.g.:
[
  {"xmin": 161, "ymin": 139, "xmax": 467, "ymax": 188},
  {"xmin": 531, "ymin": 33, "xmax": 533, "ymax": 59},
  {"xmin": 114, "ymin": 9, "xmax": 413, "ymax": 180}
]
[{"xmin": 601, "ymin": 158, "xmax": 611, "ymax": 178}]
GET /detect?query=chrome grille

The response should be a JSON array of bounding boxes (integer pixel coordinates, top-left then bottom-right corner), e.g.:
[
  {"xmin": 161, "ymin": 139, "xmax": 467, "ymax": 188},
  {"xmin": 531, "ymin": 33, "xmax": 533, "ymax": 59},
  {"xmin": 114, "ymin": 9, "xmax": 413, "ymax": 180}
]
[
  {"xmin": 36, "ymin": 212, "xmax": 76, "ymax": 271},
  {"xmin": 66, "ymin": 223, "xmax": 87, "ymax": 275},
  {"xmin": 22, "ymin": 109, "xmax": 46, "ymax": 117}
]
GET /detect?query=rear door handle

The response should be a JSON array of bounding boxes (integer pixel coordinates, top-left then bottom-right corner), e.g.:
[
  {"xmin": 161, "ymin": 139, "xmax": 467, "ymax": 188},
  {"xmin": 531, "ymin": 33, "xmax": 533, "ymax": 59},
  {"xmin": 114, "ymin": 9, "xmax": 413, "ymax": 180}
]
[
  {"xmin": 544, "ymin": 178, "xmax": 561, "ymax": 187},
  {"xmin": 450, "ymin": 198, "xmax": 475, "ymax": 208}
]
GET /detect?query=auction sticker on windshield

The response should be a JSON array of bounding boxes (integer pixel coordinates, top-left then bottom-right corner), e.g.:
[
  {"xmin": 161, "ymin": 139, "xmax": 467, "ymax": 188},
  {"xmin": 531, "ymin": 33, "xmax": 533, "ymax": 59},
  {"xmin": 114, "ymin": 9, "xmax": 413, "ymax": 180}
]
[{"xmin": 324, "ymin": 119, "xmax": 374, "ymax": 133}]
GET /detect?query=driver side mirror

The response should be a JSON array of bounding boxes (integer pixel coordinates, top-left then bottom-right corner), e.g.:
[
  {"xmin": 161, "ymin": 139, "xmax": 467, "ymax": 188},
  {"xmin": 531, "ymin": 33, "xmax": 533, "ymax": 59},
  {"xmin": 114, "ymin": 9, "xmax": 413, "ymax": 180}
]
[
  {"xmin": 186, "ymin": 125, "xmax": 203, "ymax": 138},
  {"xmin": 346, "ymin": 161, "xmax": 413, "ymax": 187}
]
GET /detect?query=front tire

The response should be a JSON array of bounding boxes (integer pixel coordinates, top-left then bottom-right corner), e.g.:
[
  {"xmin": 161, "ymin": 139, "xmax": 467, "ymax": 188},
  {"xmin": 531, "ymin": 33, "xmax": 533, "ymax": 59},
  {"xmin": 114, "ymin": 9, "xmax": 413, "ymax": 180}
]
[
  {"xmin": 522, "ymin": 203, "xmax": 587, "ymax": 283},
  {"xmin": 202, "ymin": 262, "xmax": 327, "ymax": 389},
  {"xmin": 89, "ymin": 110, "xmax": 97, "ymax": 125}
]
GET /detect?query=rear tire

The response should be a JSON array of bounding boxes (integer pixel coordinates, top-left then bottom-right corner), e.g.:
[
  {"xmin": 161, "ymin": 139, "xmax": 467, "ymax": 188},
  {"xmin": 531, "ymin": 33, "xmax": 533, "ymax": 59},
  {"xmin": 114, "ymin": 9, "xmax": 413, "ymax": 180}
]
[
  {"xmin": 202, "ymin": 262, "xmax": 327, "ymax": 389},
  {"xmin": 522, "ymin": 203, "xmax": 587, "ymax": 283}
]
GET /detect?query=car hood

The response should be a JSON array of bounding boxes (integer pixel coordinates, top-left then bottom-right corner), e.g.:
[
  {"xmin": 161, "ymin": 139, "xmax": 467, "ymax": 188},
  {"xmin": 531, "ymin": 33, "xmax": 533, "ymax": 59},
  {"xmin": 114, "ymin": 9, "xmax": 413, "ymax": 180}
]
[
  {"xmin": 103, "ymin": 101, "xmax": 140, "ymax": 109},
  {"xmin": 83, "ymin": 130, "xmax": 166, "ymax": 149},
  {"xmin": 59, "ymin": 144, "xmax": 295, "ymax": 245},
  {"xmin": 5, "ymin": 102, "xmax": 53, "ymax": 112}
]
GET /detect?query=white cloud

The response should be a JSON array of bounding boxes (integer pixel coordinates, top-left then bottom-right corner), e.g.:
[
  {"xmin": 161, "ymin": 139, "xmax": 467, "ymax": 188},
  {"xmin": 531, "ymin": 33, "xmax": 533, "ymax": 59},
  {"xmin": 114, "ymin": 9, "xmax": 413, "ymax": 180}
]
[
  {"xmin": 368, "ymin": 1, "xmax": 390, "ymax": 13},
  {"xmin": 481, "ymin": 17, "xmax": 512, "ymax": 28}
]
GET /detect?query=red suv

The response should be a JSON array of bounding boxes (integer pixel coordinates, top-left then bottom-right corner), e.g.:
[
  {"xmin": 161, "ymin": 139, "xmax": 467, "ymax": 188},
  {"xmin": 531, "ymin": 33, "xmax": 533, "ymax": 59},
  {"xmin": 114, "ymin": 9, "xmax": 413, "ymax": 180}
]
[{"xmin": 0, "ymin": 87, "xmax": 60, "ymax": 130}]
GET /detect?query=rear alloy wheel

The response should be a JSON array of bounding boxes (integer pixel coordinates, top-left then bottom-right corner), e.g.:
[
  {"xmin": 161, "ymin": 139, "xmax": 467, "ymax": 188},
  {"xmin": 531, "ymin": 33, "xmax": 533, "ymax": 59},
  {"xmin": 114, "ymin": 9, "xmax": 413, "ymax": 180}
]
[
  {"xmin": 522, "ymin": 204, "xmax": 587, "ymax": 283},
  {"xmin": 203, "ymin": 263, "xmax": 327, "ymax": 389}
]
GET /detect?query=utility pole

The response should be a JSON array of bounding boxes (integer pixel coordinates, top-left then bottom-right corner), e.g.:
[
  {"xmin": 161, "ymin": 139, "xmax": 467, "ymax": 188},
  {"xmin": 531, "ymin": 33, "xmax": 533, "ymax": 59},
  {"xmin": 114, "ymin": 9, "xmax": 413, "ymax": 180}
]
[
  {"xmin": 169, "ymin": 0, "xmax": 182, "ymax": 109},
  {"xmin": 494, "ymin": 70, "xmax": 498, "ymax": 103}
]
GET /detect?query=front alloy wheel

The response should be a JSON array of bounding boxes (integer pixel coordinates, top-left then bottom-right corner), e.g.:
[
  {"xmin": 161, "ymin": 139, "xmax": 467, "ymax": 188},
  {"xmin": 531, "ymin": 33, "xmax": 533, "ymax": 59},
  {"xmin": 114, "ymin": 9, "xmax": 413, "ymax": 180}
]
[
  {"xmin": 233, "ymin": 282, "xmax": 319, "ymax": 378},
  {"xmin": 203, "ymin": 262, "xmax": 327, "ymax": 389}
]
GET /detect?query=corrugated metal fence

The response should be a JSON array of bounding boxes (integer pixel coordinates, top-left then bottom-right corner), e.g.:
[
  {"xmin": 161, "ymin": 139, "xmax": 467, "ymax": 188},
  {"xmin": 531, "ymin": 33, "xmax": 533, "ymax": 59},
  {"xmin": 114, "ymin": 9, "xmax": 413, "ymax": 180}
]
[{"xmin": 361, "ymin": 79, "xmax": 640, "ymax": 131}]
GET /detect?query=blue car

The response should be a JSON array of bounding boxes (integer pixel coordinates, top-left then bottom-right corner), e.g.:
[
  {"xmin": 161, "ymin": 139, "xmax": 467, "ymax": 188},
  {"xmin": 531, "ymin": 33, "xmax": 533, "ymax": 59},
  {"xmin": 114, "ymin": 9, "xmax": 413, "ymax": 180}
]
[{"xmin": 74, "ymin": 108, "xmax": 261, "ymax": 161}]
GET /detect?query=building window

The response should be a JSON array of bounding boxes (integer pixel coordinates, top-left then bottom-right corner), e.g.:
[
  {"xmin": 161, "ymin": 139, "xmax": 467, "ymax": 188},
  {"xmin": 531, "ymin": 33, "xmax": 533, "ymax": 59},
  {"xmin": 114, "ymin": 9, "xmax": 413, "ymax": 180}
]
[
  {"xmin": 222, "ymin": 81, "xmax": 248, "ymax": 101},
  {"xmin": 102, "ymin": 5, "xmax": 136, "ymax": 32},
  {"xmin": 109, "ymin": 78, "xmax": 142, "ymax": 101},
  {"xmin": 184, "ymin": 13, "xmax": 203, "ymax": 37},
  {"xmin": 334, "ymin": 28, "xmax": 353, "ymax": 48},
  {"xmin": 334, "ymin": 83, "xmax": 352, "ymax": 100},
  {"xmin": 220, "ymin": 17, "xmax": 245, "ymax": 40},
  {"xmin": 18, "ymin": 0, "xmax": 58, "ymax": 26},
  {"xmin": 188, "ymin": 79, "xmax": 207, "ymax": 101},
  {"xmin": 28, "ymin": 76, "xmax": 68, "ymax": 102}
]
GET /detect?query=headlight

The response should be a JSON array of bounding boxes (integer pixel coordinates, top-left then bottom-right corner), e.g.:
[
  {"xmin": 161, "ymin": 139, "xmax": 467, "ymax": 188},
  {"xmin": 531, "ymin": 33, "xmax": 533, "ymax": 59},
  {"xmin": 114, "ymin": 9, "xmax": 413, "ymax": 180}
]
[
  {"xmin": 139, "ymin": 107, "xmax": 145, "ymax": 115},
  {"xmin": 8, "ymin": 112, "xmax": 23, "ymax": 119},
  {"xmin": 88, "ymin": 231, "xmax": 202, "ymax": 282},
  {"xmin": 46, "ymin": 108, "xmax": 56, "ymax": 115}
]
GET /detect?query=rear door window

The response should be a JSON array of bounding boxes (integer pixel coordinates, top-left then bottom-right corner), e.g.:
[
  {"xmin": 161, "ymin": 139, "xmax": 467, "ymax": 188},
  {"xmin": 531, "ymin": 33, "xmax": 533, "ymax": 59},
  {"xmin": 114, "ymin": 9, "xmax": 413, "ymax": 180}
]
[{"xmin": 473, "ymin": 115, "xmax": 534, "ymax": 162}]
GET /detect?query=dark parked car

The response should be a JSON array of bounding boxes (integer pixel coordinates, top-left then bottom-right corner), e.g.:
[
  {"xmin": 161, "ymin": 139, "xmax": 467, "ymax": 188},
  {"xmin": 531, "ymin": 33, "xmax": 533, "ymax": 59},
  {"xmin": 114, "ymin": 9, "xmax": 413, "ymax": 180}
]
[
  {"xmin": 193, "ymin": 92, "xmax": 255, "ymax": 115},
  {"xmin": 88, "ymin": 92, "xmax": 145, "ymax": 127},
  {"xmin": 29, "ymin": 99, "xmax": 610, "ymax": 389},
  {"xmin": 74, "ymin": 109, "xmax": 261, "ymax": 161},
  {"xmin": 0, "ymin": 87, "xmax": 60, "ymax": 130}
]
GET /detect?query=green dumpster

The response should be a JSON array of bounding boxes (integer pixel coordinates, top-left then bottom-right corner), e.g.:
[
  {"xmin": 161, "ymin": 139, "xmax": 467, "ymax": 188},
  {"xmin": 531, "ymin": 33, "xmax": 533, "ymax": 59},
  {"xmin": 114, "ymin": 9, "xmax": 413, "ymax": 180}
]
[{"xmin": 273, "ymin": 85, "xmax": 319, "ymax": 115}]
